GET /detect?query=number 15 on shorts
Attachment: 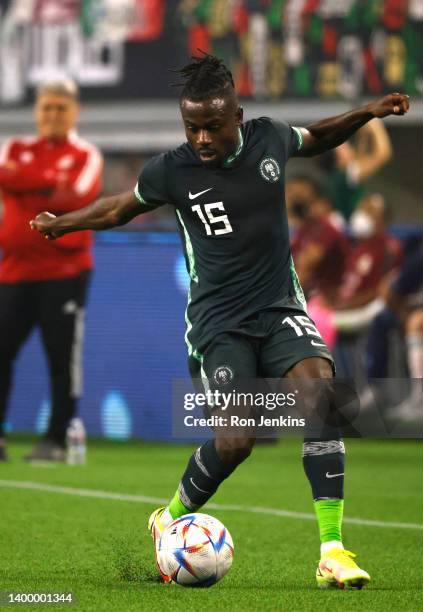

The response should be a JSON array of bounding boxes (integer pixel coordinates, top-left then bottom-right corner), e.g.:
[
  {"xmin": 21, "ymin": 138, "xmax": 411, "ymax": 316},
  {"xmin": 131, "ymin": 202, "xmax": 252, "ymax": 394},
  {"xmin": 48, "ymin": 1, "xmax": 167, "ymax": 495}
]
[{"xmin": 282, "ymin": 315, "xmax": 326, "ymax": 347}]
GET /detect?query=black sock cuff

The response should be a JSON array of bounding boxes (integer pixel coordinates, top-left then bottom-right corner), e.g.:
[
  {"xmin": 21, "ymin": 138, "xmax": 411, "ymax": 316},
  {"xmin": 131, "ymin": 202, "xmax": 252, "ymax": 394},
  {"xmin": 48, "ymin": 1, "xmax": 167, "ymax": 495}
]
[
  {"xmin": 303, "ymin": 449, "xmax": 345, "ymax": 499},
  {"xmin": 179, "ymin": 441, "xmax": 229, "ymax": 510},
  {"xmin": 200, "ymin": 440, "xmax": 233, "ymax": 480}
]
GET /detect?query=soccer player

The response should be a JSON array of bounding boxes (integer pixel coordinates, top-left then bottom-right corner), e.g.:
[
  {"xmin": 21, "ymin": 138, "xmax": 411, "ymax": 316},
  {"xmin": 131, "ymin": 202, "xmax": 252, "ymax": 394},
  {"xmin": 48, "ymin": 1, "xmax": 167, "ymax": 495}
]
[
  {"xmin": 0, "ymin": 79, "xmax": 103, "ymax": 462},
  {"xmin": 30, "ymin": 55, "xmax": 410, "ymax": 588}
]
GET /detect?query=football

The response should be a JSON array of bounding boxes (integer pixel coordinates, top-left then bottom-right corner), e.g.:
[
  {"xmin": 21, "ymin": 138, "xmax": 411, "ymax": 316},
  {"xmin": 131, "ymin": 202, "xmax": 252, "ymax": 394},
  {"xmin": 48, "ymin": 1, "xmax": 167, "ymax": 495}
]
[{"xmin": 157, "ymin": 513, "xmax": 234, "ymax": 587}]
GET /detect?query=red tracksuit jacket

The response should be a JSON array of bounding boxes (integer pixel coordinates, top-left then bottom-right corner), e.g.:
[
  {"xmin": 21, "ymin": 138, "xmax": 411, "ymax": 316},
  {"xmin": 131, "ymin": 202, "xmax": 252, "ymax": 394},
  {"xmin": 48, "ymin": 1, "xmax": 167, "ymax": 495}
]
[{"xmin": 0, "ymin": 132, "xmax": 103, "ymax": 282}]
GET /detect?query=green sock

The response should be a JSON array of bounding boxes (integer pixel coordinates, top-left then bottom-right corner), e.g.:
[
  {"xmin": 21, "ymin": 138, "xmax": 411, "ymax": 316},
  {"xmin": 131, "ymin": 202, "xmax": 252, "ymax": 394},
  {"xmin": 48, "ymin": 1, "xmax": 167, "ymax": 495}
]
[
  {"xmin": 168, "ymin": 489, "xmax": 191, "ymax": 519},
  {"xmin": 314, "ymin": 499, "xmax": 344, "ymax": 543}
]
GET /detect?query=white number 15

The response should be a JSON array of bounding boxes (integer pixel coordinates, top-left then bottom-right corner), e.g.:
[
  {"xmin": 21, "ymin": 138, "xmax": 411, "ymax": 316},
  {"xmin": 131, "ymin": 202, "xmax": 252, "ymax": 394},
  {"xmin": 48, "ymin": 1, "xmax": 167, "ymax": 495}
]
[{"xmin": 192, "ymin": 202, "xmax": 233, "ymax": 236}]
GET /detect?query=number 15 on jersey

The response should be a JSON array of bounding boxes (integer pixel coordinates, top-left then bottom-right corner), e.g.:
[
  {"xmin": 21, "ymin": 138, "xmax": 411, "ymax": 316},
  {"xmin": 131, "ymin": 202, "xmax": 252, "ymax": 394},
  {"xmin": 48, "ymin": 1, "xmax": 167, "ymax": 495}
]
[{"xmin": 192, "ymin": 202, "xmax": 233, "ymax": 236}]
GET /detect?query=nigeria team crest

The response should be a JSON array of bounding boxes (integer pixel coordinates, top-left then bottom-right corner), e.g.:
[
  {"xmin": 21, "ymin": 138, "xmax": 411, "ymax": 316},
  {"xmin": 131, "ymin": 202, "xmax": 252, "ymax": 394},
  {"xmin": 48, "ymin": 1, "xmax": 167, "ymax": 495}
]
[
  {"xmin": 213, "ymin": 365, "xmax": 234, "ymax": 385},
  {"xmin": 259, "ymin": 157, "xmax": 280, "ymax": 183}
]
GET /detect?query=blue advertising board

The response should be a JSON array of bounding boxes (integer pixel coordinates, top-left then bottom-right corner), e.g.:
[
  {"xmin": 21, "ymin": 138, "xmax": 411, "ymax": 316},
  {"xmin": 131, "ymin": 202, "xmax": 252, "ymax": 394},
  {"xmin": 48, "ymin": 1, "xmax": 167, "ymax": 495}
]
[{"xmin": 7, "ymin": 232, "xmax": 191, "ymax": 441}]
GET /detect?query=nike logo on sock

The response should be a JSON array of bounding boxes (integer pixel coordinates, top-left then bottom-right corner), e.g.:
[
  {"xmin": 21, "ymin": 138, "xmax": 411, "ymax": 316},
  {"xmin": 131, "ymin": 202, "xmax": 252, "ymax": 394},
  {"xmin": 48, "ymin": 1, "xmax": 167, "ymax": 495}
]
[
  {"xmin": 190, "ymin": 477, "xmax": 210, "ymax": 493},
  {"xmin": 325, "ymin": 472, "xmax": 345, "ymax": 479}
]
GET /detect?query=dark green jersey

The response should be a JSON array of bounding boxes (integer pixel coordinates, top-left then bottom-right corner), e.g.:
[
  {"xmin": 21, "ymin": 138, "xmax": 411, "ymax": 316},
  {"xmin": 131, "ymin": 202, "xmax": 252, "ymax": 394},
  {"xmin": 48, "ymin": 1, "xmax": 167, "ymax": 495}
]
[{"xmin": 135, "ymin": 117, "xmax": 306, "ymax": 361}]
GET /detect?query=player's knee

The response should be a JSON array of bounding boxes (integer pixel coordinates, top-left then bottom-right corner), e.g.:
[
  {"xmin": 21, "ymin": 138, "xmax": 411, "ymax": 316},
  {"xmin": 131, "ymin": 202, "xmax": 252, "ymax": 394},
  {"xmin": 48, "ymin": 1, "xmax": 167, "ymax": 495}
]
[
  {"xmin": 215, "ymin": 437, "xmax": 255, "ymax": 469},
  {"xmin": 319, "ymin": 359, "xmax": 333, "ymax": 378},
  {"xmin": 286, "ymin": 357, "xmax": 333, "ymax": 379},
  {"xmin": 308, "ymin": 358, "xmax": 333, "ymax": 379}
]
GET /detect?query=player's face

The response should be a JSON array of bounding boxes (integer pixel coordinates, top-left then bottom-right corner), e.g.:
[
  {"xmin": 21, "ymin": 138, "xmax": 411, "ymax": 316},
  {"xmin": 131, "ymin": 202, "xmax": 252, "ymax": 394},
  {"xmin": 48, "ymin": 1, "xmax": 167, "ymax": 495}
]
[
  {"xmin": 181, "ymin": 96, "xmax": 243, "ymax": 168},
  {"xmin": 35, "ymin": 93, "xmax": 79, "ymax": 141}
]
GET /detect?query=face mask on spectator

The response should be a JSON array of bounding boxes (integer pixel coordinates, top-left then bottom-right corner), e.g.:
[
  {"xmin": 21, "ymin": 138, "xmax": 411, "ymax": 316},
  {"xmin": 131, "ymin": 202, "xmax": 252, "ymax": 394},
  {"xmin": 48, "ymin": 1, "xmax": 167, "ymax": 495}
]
[
  {"xmin": 291, "ymin": 200, "xmax": 310, "ymax": 219},
  {"xmin": 350, "ymin": 210, "xmax": 375, "ymax": 238}
]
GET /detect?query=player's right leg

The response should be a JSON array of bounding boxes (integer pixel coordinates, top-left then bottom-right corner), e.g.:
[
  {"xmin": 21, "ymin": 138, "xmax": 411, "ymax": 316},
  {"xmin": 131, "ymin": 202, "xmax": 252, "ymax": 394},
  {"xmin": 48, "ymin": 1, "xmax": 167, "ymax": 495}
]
[
  {"xmin": 0, "ymin": 283, "xmax": 35, "ymax": 461},
  {"xmin": 261, "ymin": 312, "xmax": 370, "ymax": 589},
  {"xmin": 148, "ymin": 333, "xmax": 258, "ymax": 580}
]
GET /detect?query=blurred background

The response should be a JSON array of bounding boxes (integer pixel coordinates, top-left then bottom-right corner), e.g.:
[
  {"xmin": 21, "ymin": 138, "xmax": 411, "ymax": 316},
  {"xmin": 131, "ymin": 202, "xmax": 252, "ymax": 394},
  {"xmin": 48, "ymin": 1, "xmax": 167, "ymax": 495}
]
[{"xmin": 1, "ymin": 0, "xmax": 422, "ymax": 441}]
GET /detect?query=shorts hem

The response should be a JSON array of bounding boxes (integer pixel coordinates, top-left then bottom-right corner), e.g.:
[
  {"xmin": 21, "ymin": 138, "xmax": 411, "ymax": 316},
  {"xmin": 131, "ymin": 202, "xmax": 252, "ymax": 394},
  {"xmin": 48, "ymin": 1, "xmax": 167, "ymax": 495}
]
[{"xmin": 280, "ymin": 352, "xmax": 336, "ymax": 377}]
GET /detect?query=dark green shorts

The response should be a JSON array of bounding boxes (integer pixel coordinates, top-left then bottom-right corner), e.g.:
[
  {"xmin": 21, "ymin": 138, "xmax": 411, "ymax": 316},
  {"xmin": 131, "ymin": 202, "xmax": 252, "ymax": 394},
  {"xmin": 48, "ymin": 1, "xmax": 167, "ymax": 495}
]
[{"xmin": 188, "ymin": 308, "xmax": 334, "ymax": 389}]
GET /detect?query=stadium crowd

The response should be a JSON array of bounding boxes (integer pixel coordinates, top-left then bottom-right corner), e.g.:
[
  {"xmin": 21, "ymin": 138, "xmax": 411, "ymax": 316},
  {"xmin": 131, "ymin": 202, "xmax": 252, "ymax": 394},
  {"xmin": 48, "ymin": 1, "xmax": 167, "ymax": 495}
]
[{"xmin": 285, "ymin": 121, "xmax": 422, "ymax": 419}]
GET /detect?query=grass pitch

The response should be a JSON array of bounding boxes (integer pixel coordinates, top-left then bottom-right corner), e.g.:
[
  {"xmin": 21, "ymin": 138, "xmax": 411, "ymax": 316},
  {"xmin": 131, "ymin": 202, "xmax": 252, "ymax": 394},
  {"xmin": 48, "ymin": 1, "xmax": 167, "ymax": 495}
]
[{"xmin": 0, "ymin": 436, "xmax": 422, "ymax": 611}]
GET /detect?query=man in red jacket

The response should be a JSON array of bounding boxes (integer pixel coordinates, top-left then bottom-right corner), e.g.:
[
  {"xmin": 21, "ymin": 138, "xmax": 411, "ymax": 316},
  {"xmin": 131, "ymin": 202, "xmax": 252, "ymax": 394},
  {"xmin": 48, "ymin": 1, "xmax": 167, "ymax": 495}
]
[{"xmin": 0, "ymin": 79, "xmax": 103, "ymax": 461}]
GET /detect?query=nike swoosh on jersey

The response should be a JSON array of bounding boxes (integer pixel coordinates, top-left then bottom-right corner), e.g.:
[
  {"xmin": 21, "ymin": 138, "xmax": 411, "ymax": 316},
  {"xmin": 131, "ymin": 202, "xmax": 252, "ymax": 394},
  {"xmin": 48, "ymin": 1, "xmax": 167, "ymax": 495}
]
[
  {"xmin": 311, "ymin": 339, "xmax": 326, "ymax": 347},
  {"xmin": 189, "ymin": 188, "xmax": 213, "ymax": 200},
  {"xmin": 325, "ymin": 472, "xmax": 345, "ymax": 479}
]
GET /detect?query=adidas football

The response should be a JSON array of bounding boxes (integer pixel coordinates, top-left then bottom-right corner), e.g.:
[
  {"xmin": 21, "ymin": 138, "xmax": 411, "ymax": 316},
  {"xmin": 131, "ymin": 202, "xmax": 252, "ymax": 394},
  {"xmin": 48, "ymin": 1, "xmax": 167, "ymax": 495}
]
[{"xmin": 157, "ymin": 513, "xmax": 234, "ymax": 587}]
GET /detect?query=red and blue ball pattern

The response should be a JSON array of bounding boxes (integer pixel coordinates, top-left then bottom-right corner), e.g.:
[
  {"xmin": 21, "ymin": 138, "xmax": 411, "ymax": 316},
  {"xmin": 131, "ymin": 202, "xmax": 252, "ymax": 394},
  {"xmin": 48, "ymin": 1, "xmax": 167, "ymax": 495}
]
[{"xmin": 158, "ymin": 513, "xmax": 234, "ymax": 587}]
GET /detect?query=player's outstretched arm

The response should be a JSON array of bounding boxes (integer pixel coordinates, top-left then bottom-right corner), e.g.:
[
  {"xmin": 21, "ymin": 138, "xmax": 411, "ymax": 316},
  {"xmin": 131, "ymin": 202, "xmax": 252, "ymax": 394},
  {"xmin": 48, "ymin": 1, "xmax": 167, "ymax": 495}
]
[
  {"xmin": 295, "ymin": 93, "xmax": 410, "ymax": 157},
  {"xmin": 30, "ymin": 190, "xmax": 141, "ymax": 239}
]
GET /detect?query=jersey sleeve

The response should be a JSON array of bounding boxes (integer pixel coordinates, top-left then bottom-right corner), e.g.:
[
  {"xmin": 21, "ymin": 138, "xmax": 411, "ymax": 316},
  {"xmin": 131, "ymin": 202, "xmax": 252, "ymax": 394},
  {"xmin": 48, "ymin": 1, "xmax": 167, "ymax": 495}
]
[
  {"xmin": 134, "ymin": 154, "xmax": 170, "ymax": 210},
  {"xmin": 269, "ymin": 119, "xmax": 303, "ymax": 159}
]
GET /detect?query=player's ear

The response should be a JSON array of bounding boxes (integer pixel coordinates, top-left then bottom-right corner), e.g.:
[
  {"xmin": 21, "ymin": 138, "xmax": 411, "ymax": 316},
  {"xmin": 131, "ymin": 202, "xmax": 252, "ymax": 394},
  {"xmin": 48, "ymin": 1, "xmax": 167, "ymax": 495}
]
[{"xmin": 236, "ymin": 105, "xmax": 243, "ymax": 126}]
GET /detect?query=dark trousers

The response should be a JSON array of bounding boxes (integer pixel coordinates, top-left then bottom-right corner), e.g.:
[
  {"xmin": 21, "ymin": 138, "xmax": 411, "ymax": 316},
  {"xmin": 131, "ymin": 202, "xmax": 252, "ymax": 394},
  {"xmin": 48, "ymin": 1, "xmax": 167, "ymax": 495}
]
[
  {"xmin": 365, "ymin": 307, "xmax": 398, "ymax": 378},
  {"xmin": 0, "ymin": 271, "xmax": 91, "ymax": 444}
]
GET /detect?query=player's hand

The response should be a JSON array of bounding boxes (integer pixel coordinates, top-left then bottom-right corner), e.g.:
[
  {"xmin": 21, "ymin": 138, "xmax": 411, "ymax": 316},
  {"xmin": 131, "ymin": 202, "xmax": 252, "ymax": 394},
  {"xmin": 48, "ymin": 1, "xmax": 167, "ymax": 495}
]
[
  {"xmin": 368, "ymin": 93, "xmax": 410, "ymax": 118},
  {"xmin": 29, "ymin": 212, "xmax": 63, "ymax": 240}
]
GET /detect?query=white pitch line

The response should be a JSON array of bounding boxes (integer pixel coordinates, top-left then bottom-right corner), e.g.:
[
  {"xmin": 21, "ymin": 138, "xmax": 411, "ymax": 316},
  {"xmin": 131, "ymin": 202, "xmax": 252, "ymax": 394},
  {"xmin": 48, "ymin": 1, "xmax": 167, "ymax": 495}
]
[{"xmin": 0, "ymin": 479, "xmax": 422, "ymax": 531}]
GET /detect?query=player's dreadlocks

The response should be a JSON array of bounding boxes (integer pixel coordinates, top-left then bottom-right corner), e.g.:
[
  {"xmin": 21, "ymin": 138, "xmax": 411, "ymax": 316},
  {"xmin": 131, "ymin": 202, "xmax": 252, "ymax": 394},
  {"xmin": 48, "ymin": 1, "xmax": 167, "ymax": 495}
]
[{"xmin": 173, "ymin": 53, "xmax": 235, "ymax": 102}]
